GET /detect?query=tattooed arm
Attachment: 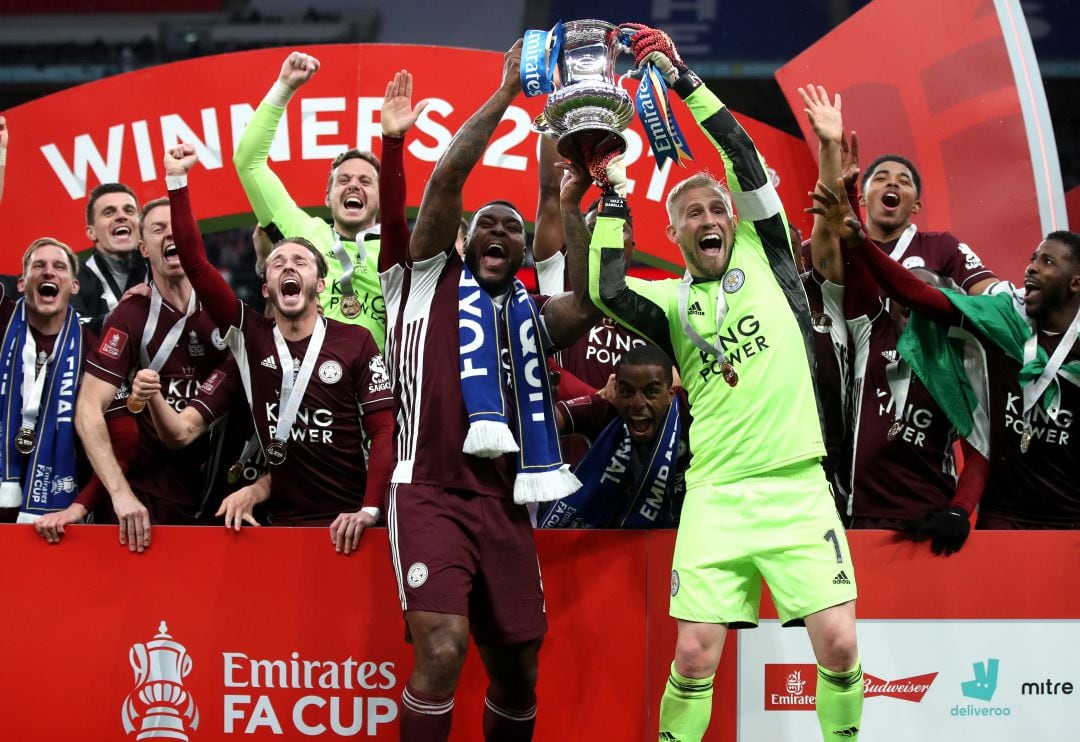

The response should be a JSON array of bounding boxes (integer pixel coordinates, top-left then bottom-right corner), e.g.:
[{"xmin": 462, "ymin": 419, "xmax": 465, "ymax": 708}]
[{"xmin": 409, "ymin": 39, "xmax": 523, "ymax": 263}]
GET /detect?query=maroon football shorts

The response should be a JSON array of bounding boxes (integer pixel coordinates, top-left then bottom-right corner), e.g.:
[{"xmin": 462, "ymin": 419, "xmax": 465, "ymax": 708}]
[{"xmin": 388, "ymin": 482, "xmax": 547, "ymax": 645}]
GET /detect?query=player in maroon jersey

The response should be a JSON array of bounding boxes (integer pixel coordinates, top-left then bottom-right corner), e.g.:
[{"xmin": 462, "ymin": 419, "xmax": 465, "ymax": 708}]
[
  {"xmin": 379, "ymin": 40, "xmax": 597, "ymax": 740},
  {"xmin": 810, "ymin": 178, "xmax": 1079, "ymax": 529},
  {"xmin": 802, "ymin": 85, "xmax": 987, "ymax": 552},
  {"xmin": 75, "ymin": 196, "xmax": 230, "ymax": 552},
  {"xmin": 162, "ymin": 141, "xmax": 394, "ymax": 538}
]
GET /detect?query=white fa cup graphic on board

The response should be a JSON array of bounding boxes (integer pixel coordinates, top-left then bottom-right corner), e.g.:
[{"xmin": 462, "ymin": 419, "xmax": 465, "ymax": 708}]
[{"xmin": 122, "ymin": 620, "xmax": 200, "ymax": 740}]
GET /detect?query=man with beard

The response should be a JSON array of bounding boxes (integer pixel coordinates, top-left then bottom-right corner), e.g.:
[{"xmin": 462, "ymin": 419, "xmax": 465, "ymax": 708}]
[
  {"xmin": 811, "ymin": 180, "xmax": 1079, "ymax": 530},
  {"xmin": 233, "ymin": 54, "xmax": 422, "ymax": 349},
  {"xmin": 71, "ymin": 182, "xmax": 149, "ymax": 336},
  {"xmin": 379, "ymin": 39, "xmax": 596, "ymax": 740},
  {"xmin": 166, "ymin": 143, "xmax": 395, "ymax": 537},
  {"xmin": 75, "ymin": 195, "xmax": 229, "ymax": 552},
  {"xmin": 541, "ymin": 343, "xmax": 689, "ymax": 529},
  {"xmin": 588, "ymin": 27, "xmax": 862, "ymax": 741},
  {"xmin": 0, "ymin": 239, "xmax": 83, "ymax": 525}
]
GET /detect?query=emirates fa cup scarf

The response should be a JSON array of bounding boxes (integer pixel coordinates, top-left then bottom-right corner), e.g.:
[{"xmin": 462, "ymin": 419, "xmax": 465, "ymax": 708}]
[{"xmin": 458, "ymin": 264, "xmax": 580, "ymax": 505}]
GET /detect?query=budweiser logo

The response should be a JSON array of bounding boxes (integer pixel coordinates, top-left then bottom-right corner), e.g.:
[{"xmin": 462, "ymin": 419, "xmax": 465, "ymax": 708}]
[{"xmin": 863, "ymin": 672, "xmax": 938, "ymax": 702}]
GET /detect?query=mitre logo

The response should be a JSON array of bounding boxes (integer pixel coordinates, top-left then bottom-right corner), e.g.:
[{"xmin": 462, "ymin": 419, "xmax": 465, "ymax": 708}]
[{"xmin": 122, "ymin": 620, "xmax": 200, "ymax": 740}]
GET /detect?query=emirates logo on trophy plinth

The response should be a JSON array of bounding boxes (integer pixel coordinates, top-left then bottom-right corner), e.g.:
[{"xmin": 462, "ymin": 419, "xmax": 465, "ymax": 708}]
[{"xmin": 121, "ymin": 620, "xmax": 200, "ymax": 740}]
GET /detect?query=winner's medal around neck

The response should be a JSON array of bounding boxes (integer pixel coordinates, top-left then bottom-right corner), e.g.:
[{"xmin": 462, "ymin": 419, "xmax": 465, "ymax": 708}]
[
  {"xmin": 340, "ymin": 295, "xmax": 362, "ymax": 319},
  {"xmin": 129, "ymin": 285, "xmax": 197, "ymax": 414},
  {"xmin": 266, "ymin": 318, "xmax": 327, "ymax": 468},
  {"xmin": 15, "ymin": 427, "xmax": 36, "ymax": 455}
]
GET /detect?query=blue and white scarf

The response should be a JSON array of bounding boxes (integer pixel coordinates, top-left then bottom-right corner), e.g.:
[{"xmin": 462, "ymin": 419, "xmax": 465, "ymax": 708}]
[
  {"xmin": 540, "ymin": 395, "xmax": 683, "ymax": 528},
  {"xmin": 0, "ymin": 300, "xmax": 83, "ymax": 520},
  {"xmin": 458, "ymin": 264, "xmax": 580, "ymax": 504}
]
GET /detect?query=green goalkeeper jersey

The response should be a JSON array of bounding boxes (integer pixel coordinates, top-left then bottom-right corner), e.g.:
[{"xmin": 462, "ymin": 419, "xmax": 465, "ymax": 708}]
[
  {"xmin": 589, "ymin": 84, "xmax": 825, "ymax": 488},
  {"xmin": 235, "ymin": 101, "xmax": 386, "ymax": 350}
]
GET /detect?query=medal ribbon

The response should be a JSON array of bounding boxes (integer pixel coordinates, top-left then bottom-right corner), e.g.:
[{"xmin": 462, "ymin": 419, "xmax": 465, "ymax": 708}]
[
  {"xmin": 520, "ymin": 22, "xmax": 564, "ymax": 97},
  {"xmin": 677, "ymin": 273, "xmax": 736, "ymax": 379},
  {"xmin": 140, "ymin": 285, "xmax": 197, "ymax": 372},
  {"xmin": 84, "ymin": 255, "xmax": 122, "ymax": 312},
  {"xmin": 331, "ymin": 227, "xmax": 377, "ymax": 304},
  {"xmin": 270, "ymin": 317, "xmax": 327, "ymax": 448},
  {"xmin": 884, "ymin": 358, "xmax": 913, "ymax": 433},
  {"xmin": 1020, "ymin": 306, "xmax": 1080, "ymax": 440},
  {"xmin": 632, "ymin": 63, "xmax": 694, "ymax": 170},
  {"xmin": 18, "ymin": 328, "xmax": 51, "ymax": 435}
]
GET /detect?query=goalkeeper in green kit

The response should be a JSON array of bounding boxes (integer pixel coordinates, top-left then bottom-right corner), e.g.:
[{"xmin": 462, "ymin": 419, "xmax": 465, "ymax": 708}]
[{"xmin": 582, "ymin": 25, "xmax": 864, "ymax": 741}]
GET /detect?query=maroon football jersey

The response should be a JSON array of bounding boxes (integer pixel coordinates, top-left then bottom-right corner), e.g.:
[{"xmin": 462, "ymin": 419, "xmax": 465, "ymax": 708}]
[
  {"xmin": 85, "ymin": 292, "xmax": 228, "ymax": 517},
  {"xmin": 847, "ymin": 306, "xmax": 958, "ymax": 521},
  {"xmin": 222, "ymin": 306, "xmax": 393, "ymax": 525},
  {"xmin": 535, "ymin": 250, "xmax": 646, "ymax": 389},
  {"xmin": 382, "ymin": 250, "xmax": 554, "ymax": 499},
  {"xmin": 973, "ymin": 327, "xmax": 1080, "ymax": 525}
]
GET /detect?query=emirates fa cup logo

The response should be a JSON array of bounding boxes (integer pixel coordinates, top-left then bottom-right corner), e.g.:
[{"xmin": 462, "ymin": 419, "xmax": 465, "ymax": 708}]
[{"xmin": 122, "ymin": 620, "xmax": 200, "ymax": 740}]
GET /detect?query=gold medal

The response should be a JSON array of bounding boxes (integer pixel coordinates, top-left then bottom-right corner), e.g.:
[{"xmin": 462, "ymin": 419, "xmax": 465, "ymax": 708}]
[
  {"xmin": 265, "ymin": 440, "xmax": 288, "ymax": 466},
  {"xmin": 126, "ymin": 396, "xmax": 147, "ymax": 414},
  {"xmin": 14, "ymin": 427, "xmax": 35, "ymax": 455},
  {"xmin": 340, "ymin": 295, "xmax": 361, "ymax": 319},
  {"xmin": 886, "ymin": 421, "xmax": 904, "ymax": 441},
  {"xmin": 721, "ymin": 361, "xmax": 739, "ymax": 388},
  {"xmin": 226, "ymin": 462, "xmax": 244, "ymax": 484},
  {"xmin": 1020, "ymin": 427, "xmax": 1033, "ymax": 454}
]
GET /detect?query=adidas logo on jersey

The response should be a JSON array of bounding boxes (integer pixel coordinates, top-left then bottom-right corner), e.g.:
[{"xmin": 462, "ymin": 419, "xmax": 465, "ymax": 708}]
[
  {"xmin": 260, "ymin": 356, "xmax": 277, "ymax": 370},
  {"xmin": 833, "ymin": 726, "xmax": 860, "ymax": 737},
  {"xmin": 687, "ymin": 301, "xmax": 705, "ymax": 316},
  {"xmin": 880, "ymin": 350, "xmax": 899, "ymax": 364},
  {"xmin": 833, "ymin": 570, "xmax": 851, "ymax": 585}
]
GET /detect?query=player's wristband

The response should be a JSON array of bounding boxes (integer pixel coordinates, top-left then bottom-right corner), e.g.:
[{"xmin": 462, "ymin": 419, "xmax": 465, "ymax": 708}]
[
  {"xmin": 263, "ymin": 80, "xmax": 295, "ymax": 108},
  {"xmin": 165, "ymin": 174, "xmax": 188, "ymax": 191},
  {"xmin": 597, "ymin": 191, "xmax": 629, "ymax": 220},
  {"xmin": 361, "ymin": 506, "xmax": 381, "ymax": 522},
  {"xmin": 671, "ymin": 69, "xmax": 703, "ymax": 100}
]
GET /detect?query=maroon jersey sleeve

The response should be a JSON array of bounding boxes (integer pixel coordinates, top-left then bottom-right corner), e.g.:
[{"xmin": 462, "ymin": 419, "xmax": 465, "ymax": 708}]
[
  {"xmin": 190, "ymin": 357, "xmax": 242, "ymax": 425},
  {"xmin": 169, "ymin": 184, "xmax": 242, "ymax": 328},
  {"xmin": 556, "ymin": 393, "xmax": 617, "ymax": 439},
  {"xmin": 846, "ymin": 237, "xmax": 958, "ymax": 323},
  {"xmin": 361, "ymin": 407, "xmax": 393, "ymax": 512},
  {"xmin": 930, "ymin": 232, "xmax": 996, "ymax": 291},
  {"xmin": 352, "ymin": 327, "xmax": 394, "ymax": 413},
  {"xmin": 84, "ymin": 299, "xmax": 142, "ymax": 386},
  {"xmin": 377, "ymin": 134, "xmax": 410, "ymax": 272}
]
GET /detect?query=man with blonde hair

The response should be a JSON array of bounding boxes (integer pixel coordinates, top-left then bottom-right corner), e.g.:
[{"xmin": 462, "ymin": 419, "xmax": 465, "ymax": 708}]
[{"xmin": 0, "ymin": 238, "xmax": 84, "ymax": 525}]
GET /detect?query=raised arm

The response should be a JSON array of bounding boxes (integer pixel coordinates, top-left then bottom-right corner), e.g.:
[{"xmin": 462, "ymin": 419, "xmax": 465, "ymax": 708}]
[
  {"xmin": 377, "ymin": 70, "xmax": 425, "ymax": 272},
  {"xmin": 808, "ymin": 179, "xmax": 958, "ymax": 323},
  {"xmin": 533, "ymin": 135, "xmax": 568, "ymax": 286},
  {"xmin": 232, "ymin": 52, "xmax": 318, "ymax": 228},
  {"xmin": 165, "ymin": 144, "xmax": 243, "ymax": 328},
  {"xmin": 798, "ymin": 84, "xmax": 847, "ymax": 285},
  {"xmin": 409, "ymin": 39, "xmax": 522, "ymax": 262},
  {"xmin": 74, "ymin": 375, "xmax": 150, "ymax": 552}
]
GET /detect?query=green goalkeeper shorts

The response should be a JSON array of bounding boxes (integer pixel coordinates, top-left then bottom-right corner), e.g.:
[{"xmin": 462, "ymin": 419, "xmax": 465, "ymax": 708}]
[{"xmin": 670, "ymin": 459, "xmax": 857, "ymax": 626}]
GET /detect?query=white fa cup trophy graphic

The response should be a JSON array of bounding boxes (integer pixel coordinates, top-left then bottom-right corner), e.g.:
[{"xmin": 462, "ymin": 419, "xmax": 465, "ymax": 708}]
[{"xmin": 122, "ymin": 620, "xmax": 200, "ymax": 740}]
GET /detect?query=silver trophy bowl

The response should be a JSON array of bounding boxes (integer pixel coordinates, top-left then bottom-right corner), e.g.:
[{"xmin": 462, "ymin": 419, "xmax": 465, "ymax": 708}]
[{"xmin": 534, "ymin": 19, "xmax": 635, "ymax": 169}]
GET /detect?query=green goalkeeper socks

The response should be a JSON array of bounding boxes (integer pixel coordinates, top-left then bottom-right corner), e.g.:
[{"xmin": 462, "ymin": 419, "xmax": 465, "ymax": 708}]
[
  {"xmin": 658, "ymin": 662, "xmax": 714, "ymax": 742},
  {"xmin": 816, "ymin": 661, "xmax": 864, "ymax": 740}
]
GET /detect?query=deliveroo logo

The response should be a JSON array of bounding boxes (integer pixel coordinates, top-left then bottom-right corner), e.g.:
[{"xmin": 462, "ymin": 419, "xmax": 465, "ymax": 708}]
[{"xmin": 961, "ymin": 659, "xmax": 999, "ymax": 701}]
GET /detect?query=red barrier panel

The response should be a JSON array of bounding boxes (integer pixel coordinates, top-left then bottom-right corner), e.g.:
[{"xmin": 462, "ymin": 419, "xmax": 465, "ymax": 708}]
[{"xmin": 1, "ymin": 526, "xmax": 1076, "ymax": 740}]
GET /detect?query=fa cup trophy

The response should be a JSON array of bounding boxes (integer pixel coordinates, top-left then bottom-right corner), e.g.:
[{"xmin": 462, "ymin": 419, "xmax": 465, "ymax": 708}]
[{"xmin": 525, "ymin": 20, "xmax": 635, "ymax": 180}]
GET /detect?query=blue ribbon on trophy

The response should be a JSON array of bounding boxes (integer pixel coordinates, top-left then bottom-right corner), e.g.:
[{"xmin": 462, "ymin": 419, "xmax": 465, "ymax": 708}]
[
  {"xmin": 520, "ymin": 22, "xmax": 564, "ymax": 97},
  {"xmin": 617, "ymin": 28, "xmax": 694, "ymax": 170}
]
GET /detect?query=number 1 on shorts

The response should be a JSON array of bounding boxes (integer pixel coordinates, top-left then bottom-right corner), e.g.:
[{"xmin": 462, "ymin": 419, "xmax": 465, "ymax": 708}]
[{"xmin": 823, "ymin": 528, "xmax": 843, "ymax": 564}]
